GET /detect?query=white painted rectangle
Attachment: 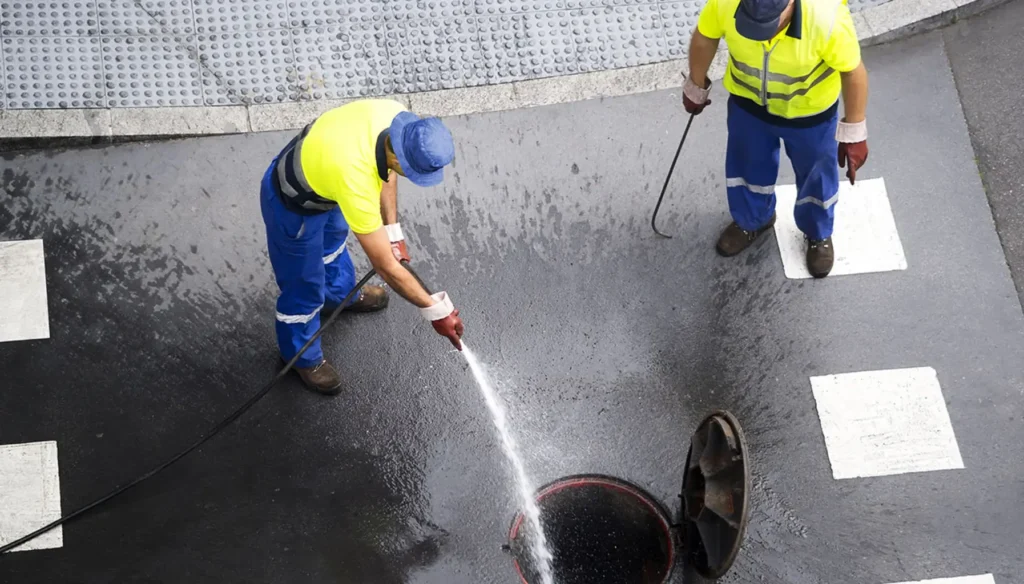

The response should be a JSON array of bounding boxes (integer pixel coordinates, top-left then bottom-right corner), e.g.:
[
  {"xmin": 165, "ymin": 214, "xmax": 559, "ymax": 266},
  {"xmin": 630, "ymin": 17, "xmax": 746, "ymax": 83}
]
[
  {"xmin": 887, "ymin": 575, "xmax": 995, "ymax": 584},
  {"xmin": 774, "ymin": 177, "xmax": 907, "ymax": 279},
  {"xmin": 0, "ymin": 441, "xmax": 63, "ymax": 553},
  {"xmin": 0, "ymin": 239, "xmax": 50, "ymax": 343},
  {"xmin": 810, "ymin": 367, "xmax": 964, "ymax": 480}
]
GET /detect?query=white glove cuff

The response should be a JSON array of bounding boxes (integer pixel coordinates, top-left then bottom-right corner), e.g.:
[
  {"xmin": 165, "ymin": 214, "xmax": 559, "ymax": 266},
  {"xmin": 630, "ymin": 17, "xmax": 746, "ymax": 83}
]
[
  {"xmin": 683, "ymin": 75, "xmax": 711, "ymax": 104},
  {"xmin": 419, "ymin": 291, "xmax": 454, "ymax": 322},
  {"xmin": 385, "ymin": 223, "xmax": 404, "ymax": 243},
  {"xmin": 836, "ymin": 119, "xmax": 868, "ymax": 143}
]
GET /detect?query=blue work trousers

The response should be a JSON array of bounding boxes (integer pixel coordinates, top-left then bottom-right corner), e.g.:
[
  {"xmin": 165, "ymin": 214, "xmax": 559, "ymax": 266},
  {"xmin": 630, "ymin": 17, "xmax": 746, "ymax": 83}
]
[
  {"xmin": 259, "ymin": 159, "xmax": 357, "ymax": 368},
  {"xmin": 725, "ymin": 98, "xmax": 840, "ymax": 240}
]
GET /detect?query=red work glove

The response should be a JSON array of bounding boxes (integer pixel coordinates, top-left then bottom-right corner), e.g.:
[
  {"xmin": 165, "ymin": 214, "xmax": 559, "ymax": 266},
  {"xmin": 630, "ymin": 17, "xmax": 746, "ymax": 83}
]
[
  {"xmin": 385, "ymin": 223, "xmax": 410, "ymax": 263},
  {"xmin": 836, "ymin": 119, "xmax": 869, "ymax": 185},
  {"xmin": 682, "ymin": 74, "xmax": 712, "ymax": 115},
  {"xmin": 420, "ymin": 292, "xmax": 464, "ymax": 350}
]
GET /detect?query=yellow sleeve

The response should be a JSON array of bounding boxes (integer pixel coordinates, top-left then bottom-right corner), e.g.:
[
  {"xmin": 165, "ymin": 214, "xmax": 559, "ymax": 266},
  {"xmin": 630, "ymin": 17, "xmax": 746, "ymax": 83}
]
[
  {"xmin": 697, "ymin": 0, "xmax": 725, "ymax": 39},
  {"xmin": 335, "ymin": 173, "xmax": 383, "ymax": 235},
  {"xmin": 821, "ymin": 4, "xmax": 862, "ymax": 73}
]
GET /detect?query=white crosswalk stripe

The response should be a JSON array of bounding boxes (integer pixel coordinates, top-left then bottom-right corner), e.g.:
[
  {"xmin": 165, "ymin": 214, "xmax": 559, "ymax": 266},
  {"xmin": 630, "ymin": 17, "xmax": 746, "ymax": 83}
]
[
  {"xmin": 0, "ymin": 441, "xmax": 63, "ymax": 553},
  {"xmin": 810, "ymin": 367, "xmax": 964, "ymax": 480},
  {"xmin": 0, "ymin": 239, "xmax": 50, "ymax": 343},
  {"xmin": 887, "ymin": 575, "xmax": 995, "ymax": 584},
  {"xmin": 774, "ymin": 177, "xmax": 908, "ymax": 279}
]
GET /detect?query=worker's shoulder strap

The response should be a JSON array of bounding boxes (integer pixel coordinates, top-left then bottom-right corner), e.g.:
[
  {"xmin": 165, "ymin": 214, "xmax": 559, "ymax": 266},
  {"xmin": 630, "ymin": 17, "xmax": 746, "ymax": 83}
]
[{"xmin": 273, "ymin": 120, "xmax": 335, "ymax": 214}]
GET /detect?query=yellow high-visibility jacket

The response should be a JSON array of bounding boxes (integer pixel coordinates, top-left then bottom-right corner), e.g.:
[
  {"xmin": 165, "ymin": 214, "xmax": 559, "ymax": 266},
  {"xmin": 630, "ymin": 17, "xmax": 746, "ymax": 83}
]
[{"xmin": 698, "ymin": 0, "xmax": 862, "ymax": 120}]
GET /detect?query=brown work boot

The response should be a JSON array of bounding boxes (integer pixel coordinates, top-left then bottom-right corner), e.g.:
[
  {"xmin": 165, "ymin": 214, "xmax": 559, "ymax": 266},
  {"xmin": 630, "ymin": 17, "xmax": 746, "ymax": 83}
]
[
  {"xmin": 806, "ymin": 237, "xmax": 834, "ymax": 278},
  {"xmin": 715, "ymin": 213, "xmax": 777, "ymax": 257},
  {"xmin": 343, "ymin": 284, "xmax": 389, "ymax": 313},
  {"xmin": 294, "ymin": 359, "xmax": 344, "ymax": 395}
]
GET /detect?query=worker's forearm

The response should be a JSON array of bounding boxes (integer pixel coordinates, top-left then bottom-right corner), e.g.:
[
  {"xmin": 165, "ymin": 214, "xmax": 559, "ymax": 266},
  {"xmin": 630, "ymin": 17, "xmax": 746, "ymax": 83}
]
[
  {"xmin": 380, "ymin": 174, "xmax": 398, "ymax": 224},
  {"xmin": 840, "ymin": 63, "xmax": 868, "ymax": 123},
  {"xmin": 375, "ymin": 260, "xmax": 434, "ymax": 309},
  {"xmin": 688, "ymin": 30, "xmax": 720, "ymax": 88}
]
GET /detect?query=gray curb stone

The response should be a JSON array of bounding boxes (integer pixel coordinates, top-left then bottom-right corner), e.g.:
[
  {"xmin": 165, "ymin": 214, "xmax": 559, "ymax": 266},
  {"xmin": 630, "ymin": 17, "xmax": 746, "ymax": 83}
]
[{"xmin": 0, "ymin": 0, "xmax": 1010, "ymax": 141}]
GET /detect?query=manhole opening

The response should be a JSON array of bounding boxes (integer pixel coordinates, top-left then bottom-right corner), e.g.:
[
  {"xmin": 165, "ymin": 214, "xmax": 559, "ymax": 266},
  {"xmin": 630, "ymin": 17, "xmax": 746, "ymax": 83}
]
[{"xmin": 508, "ymin": 474, "xmax": 676, "ymax": 584}]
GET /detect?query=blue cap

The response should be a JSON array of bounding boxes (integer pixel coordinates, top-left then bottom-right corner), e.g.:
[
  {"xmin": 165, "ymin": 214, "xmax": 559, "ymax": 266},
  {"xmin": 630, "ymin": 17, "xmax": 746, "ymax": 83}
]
[
  {"xmin": 735, "ymin": 0, "xmax": 790, "ymax": 41},
  {"xmin": 389, "ymin": 112, "xmax": 455, "ymax": 187}
]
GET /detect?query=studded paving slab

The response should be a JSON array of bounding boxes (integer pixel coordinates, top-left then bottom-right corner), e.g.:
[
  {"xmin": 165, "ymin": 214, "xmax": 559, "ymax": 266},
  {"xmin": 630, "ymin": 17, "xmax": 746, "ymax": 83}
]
[{"xmin": 0, "ymin": 0, "xmax": 890, "ymax": 110}]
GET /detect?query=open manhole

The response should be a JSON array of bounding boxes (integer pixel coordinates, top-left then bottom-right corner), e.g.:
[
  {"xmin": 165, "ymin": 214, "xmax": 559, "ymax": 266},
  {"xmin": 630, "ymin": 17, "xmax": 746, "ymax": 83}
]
[{"xmin": 506, "ymin": 411, "xmax": 750, "ymax": 583}]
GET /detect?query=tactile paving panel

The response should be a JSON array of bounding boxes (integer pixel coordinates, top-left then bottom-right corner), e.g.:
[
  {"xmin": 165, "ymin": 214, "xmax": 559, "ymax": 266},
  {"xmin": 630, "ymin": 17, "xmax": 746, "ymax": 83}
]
[
  {"xmin": 849, "ymin": 0, "xmax": 890, "ymax": 10},
  {"xmin": 572, "ymin": 5, "xmax": 666, "ymax": 72},
  {"xmin": 291, "ymin": 24, "xmax": 390, "ymax": 100},
  {"xmin": 0, "ymin": 1, "xmax": 97, "ymax": 36},
  {"xmin": 476, "ymin": 0, "xmax": 566, "ymax": 16},
  {"xmin": 476, "ymin": 11, "xmax": 578, "ymax": 84},
  {"xmin": 660, "ymin": 1, "xmax": 702, "ymax": 59},
  {"xmin": 96, "ymin": 0, "xmax": 194, "ymax": 36},
  {"xmin": 0, "ymin": 0, "xmax": 891, "ymax": 110},
  {"xmin": 3, "ymin": 36, "xmax": 105, "ymax": 108},
  {"xmin": 198, "ymin": 29, "xmax": 296, "ymax": 105},
  {"xmin": 385, "ymin": 0, "xmax": 473, "ymax": 22},
  {"xmin": 193, "ymin": 0, "xmax": 290, "ymax": 33},
  {"xmin": 286, "ymin": 0, "xmax": 384, "ymax": 29},
  {"xmin": 102, "ymin": 36, "xmax": 203, "ymax": 107},
  {"xmin": 385, "ymin": 16, "xmax": 482, "ymax": 92}
]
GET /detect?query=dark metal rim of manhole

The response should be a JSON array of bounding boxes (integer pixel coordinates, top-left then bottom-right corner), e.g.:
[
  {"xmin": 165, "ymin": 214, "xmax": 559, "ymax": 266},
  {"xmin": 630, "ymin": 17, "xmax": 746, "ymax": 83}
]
[
  {"xmin": 681, "ymin": 410, "xmax": 751, "ymax": 579},
  {"xmin": 506, "ymin": 474, "xmax": 677, "ymax": 584}
]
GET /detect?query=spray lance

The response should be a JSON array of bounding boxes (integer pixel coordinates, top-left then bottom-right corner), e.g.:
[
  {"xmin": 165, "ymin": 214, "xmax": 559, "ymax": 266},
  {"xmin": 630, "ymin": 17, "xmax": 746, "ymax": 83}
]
[{"xmin": 0, "ymin": 262, "xmax": 445, "ymax": 555}]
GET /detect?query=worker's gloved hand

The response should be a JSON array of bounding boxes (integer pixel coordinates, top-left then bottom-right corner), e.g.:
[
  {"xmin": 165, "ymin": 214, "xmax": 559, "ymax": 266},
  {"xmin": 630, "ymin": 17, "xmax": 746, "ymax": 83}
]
[
  {"xmin": 682, "ymin": 74, "xmax": 712, "ymax": 115},
  {"xmin": 386, "ymin": 223, "xmax": 411, "ymax": 263},
  {"xmin": 836, "ymin": 119, "xmax": 869, "ymax": 185},
  {"xmin": 420, "ymin": 292, "xmax": 464, "ymax": 350}
]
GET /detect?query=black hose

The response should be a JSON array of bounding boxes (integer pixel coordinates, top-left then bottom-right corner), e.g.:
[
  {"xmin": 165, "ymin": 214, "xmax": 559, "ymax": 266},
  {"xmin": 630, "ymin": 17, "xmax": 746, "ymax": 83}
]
[{"xmin": 0, "ymin": 269, "xmax": 381, "ymax": 555}]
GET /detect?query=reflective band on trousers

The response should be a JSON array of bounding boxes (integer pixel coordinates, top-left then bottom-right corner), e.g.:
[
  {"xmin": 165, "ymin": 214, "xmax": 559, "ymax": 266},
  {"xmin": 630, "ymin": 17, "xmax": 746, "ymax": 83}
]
[
  {"xmin": 275, "ymin": 123, "xmax": 336, "ymax": 213},
  {"xmin": 796, "ymin": 193, "xmax": 839, "ymax": 209},
  {"xmin": 727, "ymin": 177, "xmax": 775, "ymax": 195},
  {"xmin": 276, "ymin": 304, "xmax": 323, "ymax": 325},
  {"xmin": 323, "ymin": 243, "xmax": 346, "ymax": 265}
]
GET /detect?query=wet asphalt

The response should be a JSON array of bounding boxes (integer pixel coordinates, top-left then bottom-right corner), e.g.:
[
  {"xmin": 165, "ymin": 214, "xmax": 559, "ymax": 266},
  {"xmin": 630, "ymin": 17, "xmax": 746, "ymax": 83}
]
[{"xmin": 2, "ymin": 17, "xmax": 1024, "ymax": 584}]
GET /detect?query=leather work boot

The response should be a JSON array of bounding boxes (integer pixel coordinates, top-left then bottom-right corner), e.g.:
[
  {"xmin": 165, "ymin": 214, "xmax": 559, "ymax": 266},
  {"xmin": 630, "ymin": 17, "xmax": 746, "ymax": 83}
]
[
  {"xmin": 715, "ymin": 213, "xmax": 777, "ymax": 257},
  {"xmin": 343, "ymin": 284, "xmax": 390, "ymax": 313},
  {"xmin": 294, "ymin": 359, "xmax": 344, "ymax": 395},
  {"xmin": 806, "ymin": 237, "xmax": 834, "ymax": 278},
  {"xmin": 323, "ymin": 284, "xmax": 390, "ymax": 318}
]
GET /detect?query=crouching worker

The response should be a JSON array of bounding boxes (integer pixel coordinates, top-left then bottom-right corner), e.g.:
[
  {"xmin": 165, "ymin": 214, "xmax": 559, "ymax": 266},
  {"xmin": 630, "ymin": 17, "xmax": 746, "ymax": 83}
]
[{"xmin": 259, "ymin": 99, "xmax": 465, "ymax": 395}]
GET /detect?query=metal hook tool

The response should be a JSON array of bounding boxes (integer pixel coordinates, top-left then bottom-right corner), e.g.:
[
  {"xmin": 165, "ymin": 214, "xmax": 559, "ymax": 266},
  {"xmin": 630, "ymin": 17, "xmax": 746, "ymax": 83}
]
[{"xmin": 650, "ymin": 113, "xmax": 697, "ymax": 239}]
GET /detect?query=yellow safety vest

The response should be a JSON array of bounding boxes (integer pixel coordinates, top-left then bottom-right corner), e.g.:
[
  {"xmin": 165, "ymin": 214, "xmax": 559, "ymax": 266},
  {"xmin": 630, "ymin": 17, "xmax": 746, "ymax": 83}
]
[{"xmin": 698, "ymin": 0, "xmax": 861, "ymax": 120}]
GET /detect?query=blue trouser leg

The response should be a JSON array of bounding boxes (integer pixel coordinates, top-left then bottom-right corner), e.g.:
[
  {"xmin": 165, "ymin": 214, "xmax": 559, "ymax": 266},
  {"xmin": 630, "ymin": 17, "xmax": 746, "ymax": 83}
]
[
  {"xmin": 780, "ymin": 109, "xmax": 840, "ymax": 240},
  {"xmin": 259, "ymin": 161, "xmax": 331, "ymax": 369},
  {"xmin": 322, "ymin": 207, "xmax": 357, "ymax": 309},
  {"xmin": 726, "ymin": 98, "xmax": 782, "ymax": 232}
]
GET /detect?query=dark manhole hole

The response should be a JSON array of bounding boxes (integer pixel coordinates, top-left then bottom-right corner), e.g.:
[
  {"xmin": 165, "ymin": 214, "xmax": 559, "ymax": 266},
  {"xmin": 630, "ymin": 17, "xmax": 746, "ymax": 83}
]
[{"xmin": 507, "ymin": 474, "xmax": 676, "ymax": 584}]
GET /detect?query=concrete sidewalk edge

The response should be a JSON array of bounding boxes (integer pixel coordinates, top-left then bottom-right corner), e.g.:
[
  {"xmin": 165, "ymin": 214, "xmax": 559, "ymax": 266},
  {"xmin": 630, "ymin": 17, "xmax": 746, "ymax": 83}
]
[{"xmin": 0, "ymin": 0, "xmax": 1010, "ymax": 142}]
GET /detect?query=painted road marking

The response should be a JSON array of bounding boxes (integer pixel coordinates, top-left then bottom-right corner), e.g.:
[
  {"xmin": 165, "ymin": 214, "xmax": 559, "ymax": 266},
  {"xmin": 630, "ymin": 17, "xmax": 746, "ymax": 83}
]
[
  {"xmin": 774, "ymin": 177, "xmax": 907, "ymax": 279},
  {"xmin": 0, "ymin": 441, "xmax": 63, "ymax": 553},
  {"xmin": 810, "ymin": 367, "xmax": 964, "ymax": 480},
  {"xmin": 0, "ymin": 239, "xmax": 50, "ymax": 343},
  {"xmin": 887, "ymin": 576, "xmax": 995, "ymax": 584}
]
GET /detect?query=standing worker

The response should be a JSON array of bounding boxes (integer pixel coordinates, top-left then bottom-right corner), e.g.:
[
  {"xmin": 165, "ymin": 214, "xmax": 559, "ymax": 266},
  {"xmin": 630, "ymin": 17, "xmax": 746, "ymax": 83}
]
[
  {"xmin": 683, "ymin": 0, "xmax": 869, "ymax": 277},
  {"xmin": 260, "ymin": 99, "xmax": 465, "ymax": 395}
]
